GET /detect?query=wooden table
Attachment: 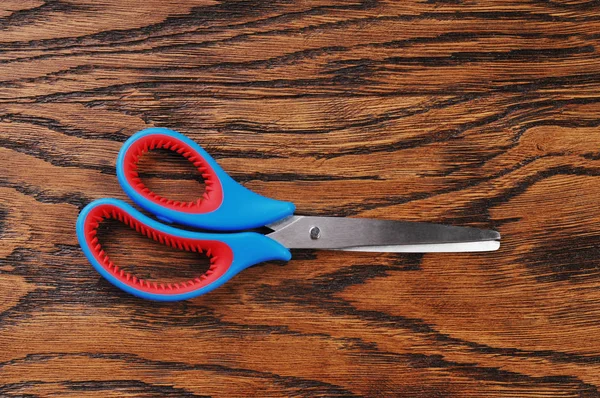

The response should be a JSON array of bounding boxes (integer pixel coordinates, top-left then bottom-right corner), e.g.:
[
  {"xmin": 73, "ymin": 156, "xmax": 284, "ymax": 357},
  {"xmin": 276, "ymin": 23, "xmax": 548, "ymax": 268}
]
[{"xmin": 2, "ymin": 1, "xmax": 600, "ymax": 397}]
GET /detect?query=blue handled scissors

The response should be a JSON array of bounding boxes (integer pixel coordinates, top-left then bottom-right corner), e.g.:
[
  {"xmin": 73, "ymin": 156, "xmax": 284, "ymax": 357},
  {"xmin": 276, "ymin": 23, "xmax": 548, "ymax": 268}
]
[{"xmin": 77, "ymin": 127, "xmax": 500, "ymax": 301}]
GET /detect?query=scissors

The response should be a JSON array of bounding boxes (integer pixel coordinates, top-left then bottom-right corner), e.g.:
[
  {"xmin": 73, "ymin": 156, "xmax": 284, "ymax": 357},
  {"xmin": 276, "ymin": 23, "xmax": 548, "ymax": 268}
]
[{"xmin": 76, "ymin": 127, "xmax": 501, "ymax": 301}]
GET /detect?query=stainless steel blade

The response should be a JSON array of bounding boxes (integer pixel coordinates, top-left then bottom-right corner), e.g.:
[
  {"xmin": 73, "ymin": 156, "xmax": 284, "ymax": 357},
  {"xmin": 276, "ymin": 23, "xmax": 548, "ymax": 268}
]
[
  {"xmin": 266, "ymin": 216, "xmax": 500, "ymax": 252},
  {"xmin": 339, "ymin": 241, "xmax": 500, "ymax": 253}
]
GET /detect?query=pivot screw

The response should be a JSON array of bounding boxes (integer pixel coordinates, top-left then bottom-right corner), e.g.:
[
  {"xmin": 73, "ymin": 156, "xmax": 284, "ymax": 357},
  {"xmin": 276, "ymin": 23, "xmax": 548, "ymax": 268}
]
[{"xmin": 310, "ymin": 226, "xmax": 321, "ymax": 240}]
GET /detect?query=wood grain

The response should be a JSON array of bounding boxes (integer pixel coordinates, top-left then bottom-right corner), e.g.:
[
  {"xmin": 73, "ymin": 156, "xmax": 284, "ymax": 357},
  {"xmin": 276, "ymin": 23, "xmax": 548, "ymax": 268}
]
[{"xmin": 1, "ymin": 0, "xmax": 600, "ymax": 396}]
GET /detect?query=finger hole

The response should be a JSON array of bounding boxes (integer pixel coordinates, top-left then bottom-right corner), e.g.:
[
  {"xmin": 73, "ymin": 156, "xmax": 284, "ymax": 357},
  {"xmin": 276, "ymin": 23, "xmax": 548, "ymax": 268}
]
[
  {"xmin": 122, "ymin": 134, "xmax": 223, "ymax": 213},
  {"xmin": 83, "ymin": 204, "xmax": 233, "ymax": 295},
  {"xmin": 136, "ymin": 148, "xmax": 205, "ymax": 204},
  {"xmin": 96, "ymin": 218, "xmax": 210, "ymax": 283}
]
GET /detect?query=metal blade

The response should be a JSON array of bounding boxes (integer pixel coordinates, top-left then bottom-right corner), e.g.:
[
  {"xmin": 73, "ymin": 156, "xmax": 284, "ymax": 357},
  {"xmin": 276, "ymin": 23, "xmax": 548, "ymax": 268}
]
[
  {"xmin": 266, "ymin": 216, "xmax": 500, "ymax": 252},
  {"xmin": 339, "ymin": 241, "xmax": 500, "ymax": 253}
]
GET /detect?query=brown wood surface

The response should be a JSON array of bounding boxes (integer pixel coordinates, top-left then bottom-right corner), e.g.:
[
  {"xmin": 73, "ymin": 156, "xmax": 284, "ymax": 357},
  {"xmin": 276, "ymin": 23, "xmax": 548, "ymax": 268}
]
[{"xmin": 1, "ymin": 0, "xmax": 600, "ymax": 397}]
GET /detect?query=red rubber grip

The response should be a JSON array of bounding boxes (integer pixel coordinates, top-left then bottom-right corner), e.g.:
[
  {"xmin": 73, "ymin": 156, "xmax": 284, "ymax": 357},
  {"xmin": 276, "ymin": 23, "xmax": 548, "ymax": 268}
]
[
  {"xmin": 122, "ymin": 134, "xmax": 223, "ymax": 213},
  {"xmin": 83, "ymin": 203, "xmax": 233, "ymax": 295}
]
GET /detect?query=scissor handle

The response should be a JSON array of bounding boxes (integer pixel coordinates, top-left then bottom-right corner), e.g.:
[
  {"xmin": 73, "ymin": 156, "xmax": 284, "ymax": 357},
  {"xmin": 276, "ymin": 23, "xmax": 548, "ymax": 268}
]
[
  {"xmin": 76, "ymin": 198, "xmax": 291, "ymax": 301},
  {"xmin": 116, "ymin": 127, "xmax": 295, "ymax": 231}
]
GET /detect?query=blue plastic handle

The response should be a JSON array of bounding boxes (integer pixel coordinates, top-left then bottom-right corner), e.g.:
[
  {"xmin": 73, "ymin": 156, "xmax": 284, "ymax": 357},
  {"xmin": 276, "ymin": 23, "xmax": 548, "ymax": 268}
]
[
  {"xmin": 76, "ymin": 198, "xmax": 292, "ymax": 301},
  {"xmin": 116, "ymin": 127, "xmax": 295, "ymax": 231}
]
